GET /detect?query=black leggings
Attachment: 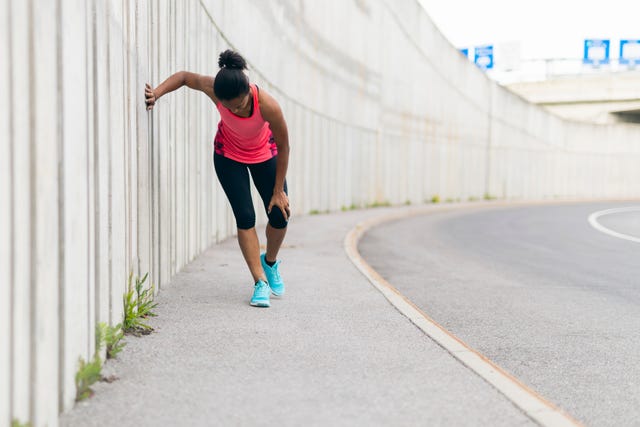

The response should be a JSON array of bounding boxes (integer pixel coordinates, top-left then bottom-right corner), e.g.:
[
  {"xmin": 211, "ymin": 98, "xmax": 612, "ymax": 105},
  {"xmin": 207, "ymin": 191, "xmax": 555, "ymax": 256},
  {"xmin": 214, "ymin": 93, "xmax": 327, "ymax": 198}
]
[{"xmin": 214, "ymin": 153, "xmax": 288, "ymax": 230}]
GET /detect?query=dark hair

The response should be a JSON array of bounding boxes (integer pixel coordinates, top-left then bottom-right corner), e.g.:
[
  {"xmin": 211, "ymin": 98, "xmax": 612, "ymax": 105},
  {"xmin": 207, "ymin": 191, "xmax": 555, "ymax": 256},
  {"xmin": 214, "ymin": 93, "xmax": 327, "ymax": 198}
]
[{"xmin": 214, "ymin": 50, "xmax": 249, "ymax": 100}]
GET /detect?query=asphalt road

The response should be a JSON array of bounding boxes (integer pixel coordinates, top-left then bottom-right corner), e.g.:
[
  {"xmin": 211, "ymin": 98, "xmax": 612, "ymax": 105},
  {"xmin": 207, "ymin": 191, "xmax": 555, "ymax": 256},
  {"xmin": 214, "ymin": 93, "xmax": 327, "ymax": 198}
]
[{"xmin": 359, "ymin": 201, "xmax": 640, "ymax": 427}]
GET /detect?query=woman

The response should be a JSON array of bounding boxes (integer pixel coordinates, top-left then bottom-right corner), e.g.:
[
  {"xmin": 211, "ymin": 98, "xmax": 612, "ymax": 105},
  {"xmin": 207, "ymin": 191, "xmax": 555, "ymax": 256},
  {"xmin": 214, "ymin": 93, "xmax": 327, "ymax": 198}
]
[{"xmin": 145, "ymin": 50, "xmax": 290, "ymax": 308}]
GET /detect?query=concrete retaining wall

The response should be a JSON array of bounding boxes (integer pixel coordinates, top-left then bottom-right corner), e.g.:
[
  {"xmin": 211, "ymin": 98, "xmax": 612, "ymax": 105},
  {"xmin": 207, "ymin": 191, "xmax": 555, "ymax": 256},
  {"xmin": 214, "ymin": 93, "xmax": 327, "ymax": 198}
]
[{"xmin": 2, "ymin": 0, "xmax": 639, "ymax": 425}]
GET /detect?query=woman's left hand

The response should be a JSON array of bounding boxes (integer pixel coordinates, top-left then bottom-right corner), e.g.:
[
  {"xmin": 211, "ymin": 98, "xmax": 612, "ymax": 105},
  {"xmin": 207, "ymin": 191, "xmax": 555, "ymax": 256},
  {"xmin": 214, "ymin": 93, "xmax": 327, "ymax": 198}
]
[
  {"xmin": 268, "ymin": 190, "xmax": 290, "ymax": 221},
  {"xmin": 145, "ymin": 83, "xmax": 156, "ymax": 110}
]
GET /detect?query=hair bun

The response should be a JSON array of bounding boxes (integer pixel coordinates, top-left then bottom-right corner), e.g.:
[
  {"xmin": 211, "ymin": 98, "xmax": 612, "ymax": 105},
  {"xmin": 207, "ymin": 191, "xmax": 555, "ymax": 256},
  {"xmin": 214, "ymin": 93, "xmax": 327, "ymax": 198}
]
[{"xmin": 218, "ymin": 50, "xmax": 247, "ymax": 70}]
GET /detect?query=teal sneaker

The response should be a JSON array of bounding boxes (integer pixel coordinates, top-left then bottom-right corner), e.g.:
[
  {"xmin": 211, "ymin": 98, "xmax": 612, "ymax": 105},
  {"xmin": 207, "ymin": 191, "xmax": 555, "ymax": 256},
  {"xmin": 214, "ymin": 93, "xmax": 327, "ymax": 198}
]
[
  {"xmin": 250, "ymin": 280, "xmax": 271, "ymax": 307},
  {"xmin": 261, "ymin": 253, "xmax": 285, "ymax": 296}
]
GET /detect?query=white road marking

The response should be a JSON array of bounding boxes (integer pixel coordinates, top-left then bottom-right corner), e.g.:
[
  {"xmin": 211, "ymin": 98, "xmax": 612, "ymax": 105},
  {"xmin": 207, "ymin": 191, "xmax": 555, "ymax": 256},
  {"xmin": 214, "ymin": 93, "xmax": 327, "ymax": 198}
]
[{"xmin": 588, "ymin": 207, "xmax": 640, "ymax": 244}]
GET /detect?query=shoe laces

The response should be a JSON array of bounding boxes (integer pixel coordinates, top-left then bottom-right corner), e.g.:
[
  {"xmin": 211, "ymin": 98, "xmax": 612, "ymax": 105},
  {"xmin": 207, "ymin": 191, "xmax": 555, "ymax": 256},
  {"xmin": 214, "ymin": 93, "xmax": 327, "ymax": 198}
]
[{"xmin": 272, "ymin": 260, "xmax": 281, "ymax": 281}]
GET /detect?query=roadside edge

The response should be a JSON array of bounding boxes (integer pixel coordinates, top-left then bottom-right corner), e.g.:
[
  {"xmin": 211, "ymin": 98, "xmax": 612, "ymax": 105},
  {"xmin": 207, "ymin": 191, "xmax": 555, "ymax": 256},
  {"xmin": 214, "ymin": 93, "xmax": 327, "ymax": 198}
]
[{"xmin": 343, "ymin": 203, "xmax": 583, "ymax": 427}]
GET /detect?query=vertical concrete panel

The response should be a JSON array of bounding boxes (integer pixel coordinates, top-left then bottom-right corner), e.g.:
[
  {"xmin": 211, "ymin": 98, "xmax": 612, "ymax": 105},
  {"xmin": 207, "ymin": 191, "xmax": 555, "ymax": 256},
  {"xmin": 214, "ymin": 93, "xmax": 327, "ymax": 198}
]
[
  {"xmin": 302, "ymin": 110, "xmax": 313, "ymax": 212},
  {"xmin": 187, "ymin": 1, "xmax": 197, "ymax": 259},
  {"xmin": 368, "ymin": 132, "xmax": 378, "ymax": 202},
  {"xmin": 341, "ymin": 125, "xmax": 352, "ymax": 207},
  {"xmin": 104, "ymin": 0, "xmax": 116, "ymax": 322},
  {"xmin": 308, "ymin": 115, "xmax": 319, "ymax": 211},
  {"xmin": 194, "ymin": 2, "xmax": 202, "ymax": 250},
  {"xmin": 182, "ymin": 1, "xmax": 191, "ymax": 255},
  {"xmin": 200, "ymin": 6, "xmax": 209, "ymax": 251},
  {"xmin": 339, "ymin": 123, "xmax": 350, "ymax": 210},
  {"xmin": 125, "ymin": 0, "xmax": 138, "ymax": 275},
  {"xmin": 108, "ymin": 0, "xmax": 127, "ymax": 324},
  {"xmin": 136, "ymin": 0, "xmax": 151, "ymax": 280},
  {"xmin": 0, "ymin": 0, "xmax": 11, "ymax": 423},
  {"xmin": 319, "ymin": 116, "xmax": 329, "ymax": 209},
  {"xmin": 204, "ymin": 8, "xmax": 214, "ymax": 249},
  {"xmin": 422, "ymin": 136, "xmax": 432, "ymax": 201},
  {"xmin": 59, "ymin": 0, "xmax": 88, "ymax": 411},
  {"xmin": 157, "ymin": 0, "xmax": 171, "ymax": 284},
  {"xmin": 410, "ymin": 137, "xmax": 421, "ymax": 202},
  {"xmin": 188, "ymin": 0, "xmax": 197, "ymax": 253},
  {"xmin": 286, "ymin": 104, "xmax": 300, "ymax": 213},
  {"xmin": 175, "ymin": 0, "xmax": 185, "ymax": 267},
  {"xmin": 32, "ymin": 0, "xmax": 60, "ymax": 423},
  {"xmin": 10, "ymin": 0, "xmax": 32, "ymax": 421},
  {"xmin": 198, "ymin": 49, "xmax": 208, "ymax": 254},
  {"xmin": 330, "ymin": 121, "xmax": 342, "ymax": 211},
  {"xmin": 152, "ymin": 0, "xmax": 162, "ymax": 281},
  {"xmin": 94, "ymin": 0, "xmax": 111, "ymax": 328},
  {"xmin": 293, "ymin": 107, "xmax": 304, "ymax": 212},
  {"xmin": 148, "ymin": 0, "xmax": 161, "ymax": 288},
  {"xmin": 170, "ymin": 0, "xmax": 179, "ymax": 259},
  {"xmin": 210, "ymin": 17, "xmax": 221, "ymax": 241},
  {"xmin": 84, "ymin": 0, "xmax": 97, "ymax": 369},
  {"xmin": 352, "ymin": 129, "xmax": 362, "ymax": 206}
]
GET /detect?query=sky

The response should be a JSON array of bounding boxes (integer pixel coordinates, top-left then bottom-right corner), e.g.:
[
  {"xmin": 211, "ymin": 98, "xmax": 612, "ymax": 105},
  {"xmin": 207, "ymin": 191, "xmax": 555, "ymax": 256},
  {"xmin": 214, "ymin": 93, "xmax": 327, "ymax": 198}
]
[{"xmin": 418, "ymin": 0, "xmax": 640, "ymax": 60}]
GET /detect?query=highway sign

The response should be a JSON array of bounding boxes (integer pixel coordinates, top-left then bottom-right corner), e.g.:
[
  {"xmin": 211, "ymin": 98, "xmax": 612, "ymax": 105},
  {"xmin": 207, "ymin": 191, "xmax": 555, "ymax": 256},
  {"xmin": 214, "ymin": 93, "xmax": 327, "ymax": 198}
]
[
  {"xmin": 474, "ymin": 45, "xmax": 494, "ymax": 70},
  {"xmin": 583, "ymin": 39, "xmax": 610, "ymax": 66}
]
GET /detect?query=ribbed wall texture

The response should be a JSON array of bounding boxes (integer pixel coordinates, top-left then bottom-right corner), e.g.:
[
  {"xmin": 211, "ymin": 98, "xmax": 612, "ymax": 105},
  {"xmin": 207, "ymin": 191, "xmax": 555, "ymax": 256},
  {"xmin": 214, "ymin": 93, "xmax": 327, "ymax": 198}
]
[{"xmin": 2, "ymin": 0, "xmax": 639, "ymax": 425}]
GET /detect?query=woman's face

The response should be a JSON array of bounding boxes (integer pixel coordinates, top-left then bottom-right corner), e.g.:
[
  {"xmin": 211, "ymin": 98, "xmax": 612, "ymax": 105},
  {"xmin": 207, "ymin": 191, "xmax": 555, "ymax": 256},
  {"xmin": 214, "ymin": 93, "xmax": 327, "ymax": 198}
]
[{"xmin": 221, "ymin": 91, "xmax": 251, "ymax": 115}]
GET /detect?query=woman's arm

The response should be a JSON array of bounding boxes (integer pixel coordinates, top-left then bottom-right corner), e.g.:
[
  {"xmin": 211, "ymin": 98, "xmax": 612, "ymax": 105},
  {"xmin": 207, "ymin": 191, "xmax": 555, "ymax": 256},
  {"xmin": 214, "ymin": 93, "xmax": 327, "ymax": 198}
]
[
  {"xmin": 145, "ymin": 71, "xmax": 217, "ymax": 110},
  {"xmin": 259, "ymin": 88, "xmax": 291, "ymax": 220}
]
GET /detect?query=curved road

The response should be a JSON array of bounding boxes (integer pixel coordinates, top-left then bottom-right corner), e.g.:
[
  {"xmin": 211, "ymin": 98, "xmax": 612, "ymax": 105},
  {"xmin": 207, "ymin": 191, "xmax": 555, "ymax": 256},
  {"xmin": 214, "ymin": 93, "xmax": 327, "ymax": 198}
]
[{"xmin": 359, "ymin": 201, "xmax": 640, "ymax": 427}]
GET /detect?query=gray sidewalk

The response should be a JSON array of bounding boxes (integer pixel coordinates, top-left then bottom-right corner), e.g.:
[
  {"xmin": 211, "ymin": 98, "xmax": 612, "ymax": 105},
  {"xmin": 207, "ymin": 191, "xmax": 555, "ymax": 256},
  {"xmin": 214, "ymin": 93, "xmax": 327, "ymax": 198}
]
[{"xmin": 60, "ymin": 207, "xmax": 534, "ymax": 427}]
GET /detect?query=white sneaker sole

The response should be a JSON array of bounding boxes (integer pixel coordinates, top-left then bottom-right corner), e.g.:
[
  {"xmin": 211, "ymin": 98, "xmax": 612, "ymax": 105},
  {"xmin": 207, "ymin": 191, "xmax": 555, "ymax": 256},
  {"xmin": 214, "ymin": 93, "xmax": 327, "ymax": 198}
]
[{"xmin": 250, "ymin": 301, "xmax": 270, "ymax": 307}]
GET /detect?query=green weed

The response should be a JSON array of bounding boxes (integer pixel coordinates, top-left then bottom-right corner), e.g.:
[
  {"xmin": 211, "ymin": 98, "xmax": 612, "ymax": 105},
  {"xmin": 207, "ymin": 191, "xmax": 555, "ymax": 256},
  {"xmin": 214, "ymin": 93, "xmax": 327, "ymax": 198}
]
[
  {"xmin": 98, "ymin": 322, "xmax": 126, "ymax": 359},
  {"xmin": 123, "ymin": 272, "xmax": 158, "ymax": 335},
  {"xmin": 366, "ymin": 200, "xmax": 391, "ymax": 208},
  {"xmin": 75, "ymin": 354, "xmax": 102, "ymax": 401},
  {"xmin": 341, "ymin": 204, "xmax": 359, "ymax": 211}
]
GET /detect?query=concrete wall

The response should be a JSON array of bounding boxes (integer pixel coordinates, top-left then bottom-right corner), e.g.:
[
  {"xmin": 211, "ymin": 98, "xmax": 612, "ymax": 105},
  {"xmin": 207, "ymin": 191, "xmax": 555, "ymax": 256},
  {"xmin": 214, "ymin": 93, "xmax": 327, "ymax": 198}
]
[{"xmin": 2, "ymin": 0, "xmax": 640, "ymax": 426}]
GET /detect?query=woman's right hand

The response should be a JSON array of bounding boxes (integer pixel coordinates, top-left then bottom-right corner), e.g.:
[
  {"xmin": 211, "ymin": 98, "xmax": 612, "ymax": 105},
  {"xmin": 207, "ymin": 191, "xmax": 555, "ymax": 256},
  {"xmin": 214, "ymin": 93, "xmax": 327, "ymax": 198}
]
[{"xmin": 145, "ymin": 83, "xmax": 156, "ymax": 110}]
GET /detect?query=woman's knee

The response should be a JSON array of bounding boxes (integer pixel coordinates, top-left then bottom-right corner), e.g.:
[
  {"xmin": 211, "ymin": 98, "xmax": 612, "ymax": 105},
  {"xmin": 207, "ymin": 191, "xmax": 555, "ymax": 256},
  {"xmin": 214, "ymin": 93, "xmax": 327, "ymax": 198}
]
[
  {"xmin": 267, "ymin": 209, "xmax": 288, "ymax": 229},
  {"xmin": 234, "ymin": 209, "xmax": 256, "ymax": 230}
]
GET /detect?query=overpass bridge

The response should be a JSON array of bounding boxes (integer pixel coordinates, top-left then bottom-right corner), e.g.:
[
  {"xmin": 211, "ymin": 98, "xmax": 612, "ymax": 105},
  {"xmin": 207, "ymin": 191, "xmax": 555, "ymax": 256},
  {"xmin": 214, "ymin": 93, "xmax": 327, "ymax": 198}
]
[{"xmin": 506, "ymin": 71, "xmax": 640, "ymax": 124}]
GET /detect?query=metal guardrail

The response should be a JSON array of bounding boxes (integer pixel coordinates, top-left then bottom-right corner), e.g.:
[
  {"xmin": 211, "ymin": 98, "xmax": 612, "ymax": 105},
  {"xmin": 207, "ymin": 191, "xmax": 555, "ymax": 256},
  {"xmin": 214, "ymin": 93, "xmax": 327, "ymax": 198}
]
[{"xmin": 488, "ymin": 58, "xmax": 640, "ymax": 84}]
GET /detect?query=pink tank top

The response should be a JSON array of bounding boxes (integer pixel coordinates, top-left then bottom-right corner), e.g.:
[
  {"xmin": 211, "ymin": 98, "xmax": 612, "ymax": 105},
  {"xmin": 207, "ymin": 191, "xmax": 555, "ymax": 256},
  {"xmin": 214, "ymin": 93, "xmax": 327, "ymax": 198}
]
[{"xmin": 214, "ymin": 84, "xmax": 277, "ymax": 163}]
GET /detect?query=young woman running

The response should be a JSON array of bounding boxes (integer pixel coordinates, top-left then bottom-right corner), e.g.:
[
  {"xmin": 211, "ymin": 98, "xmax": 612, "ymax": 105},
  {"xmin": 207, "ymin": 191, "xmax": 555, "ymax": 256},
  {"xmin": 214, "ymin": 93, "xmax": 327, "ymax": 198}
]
[{"xmin": 145, "ymin": 50, "xmax": 290, "ymax": 308}]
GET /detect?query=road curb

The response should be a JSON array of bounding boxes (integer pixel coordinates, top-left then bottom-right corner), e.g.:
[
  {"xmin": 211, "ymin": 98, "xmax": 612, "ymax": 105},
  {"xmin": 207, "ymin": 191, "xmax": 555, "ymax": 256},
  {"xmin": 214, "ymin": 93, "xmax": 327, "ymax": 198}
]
[{"xmin": 344, "ymin": 203, "xmax": 583, "ymax": 427}]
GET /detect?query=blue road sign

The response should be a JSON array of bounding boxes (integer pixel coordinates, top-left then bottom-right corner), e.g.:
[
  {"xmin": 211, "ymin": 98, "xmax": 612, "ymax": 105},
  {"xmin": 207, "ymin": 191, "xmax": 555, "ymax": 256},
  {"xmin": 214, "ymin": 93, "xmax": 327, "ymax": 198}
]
[
  {"xmin": 620, "ymin": 39, "xmax": 640, "ymax": 65},
  {"xmin": 460, "ymin": 48, "xmax": 469, "ymax": 58},
  {"xmin": 583, "ymin": 39, "xmax": 610, "ymax": 66},
  {"xmin": 474, "ymin": 45, "xmax": 493, "ymax": 70}
]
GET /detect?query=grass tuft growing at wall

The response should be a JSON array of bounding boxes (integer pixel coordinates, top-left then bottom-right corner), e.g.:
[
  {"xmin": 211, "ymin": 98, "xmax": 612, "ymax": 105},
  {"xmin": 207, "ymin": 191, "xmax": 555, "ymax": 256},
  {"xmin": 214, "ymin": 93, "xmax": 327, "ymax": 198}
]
[
  {"xmin": 98, "ymin": 322, "xmax": 126, "ymax": 359},
  {"xmin": 123, "ymin": 272, "xmax": 158, "ymax": 336}
]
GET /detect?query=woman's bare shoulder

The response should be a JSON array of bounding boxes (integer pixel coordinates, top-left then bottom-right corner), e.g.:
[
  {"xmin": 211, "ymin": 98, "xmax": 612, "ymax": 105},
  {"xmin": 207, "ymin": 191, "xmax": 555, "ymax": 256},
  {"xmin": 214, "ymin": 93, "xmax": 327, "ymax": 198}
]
[{"xmin": 257, "ymin": 86, "xmax": 282, "ymax": 117}]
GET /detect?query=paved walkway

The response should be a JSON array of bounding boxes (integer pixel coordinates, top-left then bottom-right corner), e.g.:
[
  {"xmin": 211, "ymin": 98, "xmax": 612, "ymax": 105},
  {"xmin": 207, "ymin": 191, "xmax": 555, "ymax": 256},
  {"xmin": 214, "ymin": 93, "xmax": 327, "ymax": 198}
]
[{"xmin": 60, "ymin": 206, "xmax": 535, "ymax": 427}]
